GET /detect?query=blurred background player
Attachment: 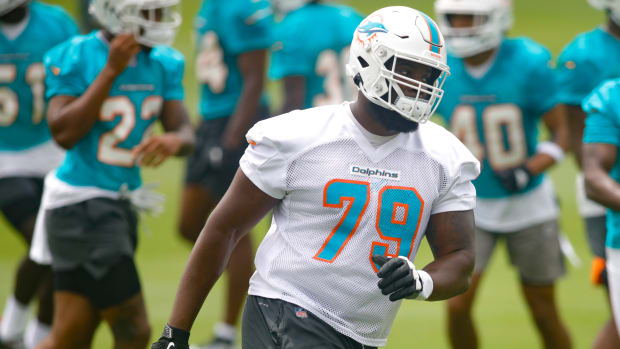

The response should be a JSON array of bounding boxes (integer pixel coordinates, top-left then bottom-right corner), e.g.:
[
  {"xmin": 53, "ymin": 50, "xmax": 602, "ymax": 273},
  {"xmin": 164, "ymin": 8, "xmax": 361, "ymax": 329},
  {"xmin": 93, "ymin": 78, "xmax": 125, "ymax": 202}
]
[
  {"xmin": 153, "ymin": 6, "xmax": 481, "ymax": 349},
  {"xmin": 180, "ymin": 0, "xmax": 272, "ymax": 348},
  {"xmin": 556, "ymin": 0, "xmax": 620, "ymax": 347},
  {"xmin": 269, "ymin": 0, "xmax": 362, "ymax": 113},
  {"xmin": 28, "ymin": 0, "xmax": 194, "ymax": 347},
  {"xmin": 434, "ymin": 0, "xmax": 572, "ymax": 348},
  {"xmin": 583, "ymin": 78, "xmax": 620, "ymax": 343},
  {"xmin": 0, "ymin": 1, "xmax": 78, "ymax": 348}
]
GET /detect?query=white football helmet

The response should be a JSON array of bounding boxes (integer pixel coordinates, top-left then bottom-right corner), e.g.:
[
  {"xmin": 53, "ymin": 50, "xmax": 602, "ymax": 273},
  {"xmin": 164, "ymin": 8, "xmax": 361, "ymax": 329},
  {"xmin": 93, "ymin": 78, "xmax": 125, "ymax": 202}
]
[
  {"xmin": 434, "ymin": 0, "xmax": 512, "ymax": 58},
  {"xmin": 588, "ymin": 0, "xmax": 620, "ymax": 24},
  {"xmin": 272, "ymin": 0, "xmax": 310, "ymax": 15},
  {"xmin": 0, "ymin": 0, "xmax": 28, "ymax": 16},
  {"xmin": 90, "ymin": 0, "xmax": 181, "ymax": 47},
  {"xmin": 347, "ymin": 6, "xmax": 449, "ymax": 124}
]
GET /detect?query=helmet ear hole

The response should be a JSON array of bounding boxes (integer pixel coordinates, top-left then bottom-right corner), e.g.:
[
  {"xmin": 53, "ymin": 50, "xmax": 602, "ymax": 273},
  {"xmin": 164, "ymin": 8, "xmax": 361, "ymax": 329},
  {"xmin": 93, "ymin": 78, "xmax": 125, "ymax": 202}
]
[{"xmin": 353, "ymin": 73, "xmax": 363, "ymax": 87}]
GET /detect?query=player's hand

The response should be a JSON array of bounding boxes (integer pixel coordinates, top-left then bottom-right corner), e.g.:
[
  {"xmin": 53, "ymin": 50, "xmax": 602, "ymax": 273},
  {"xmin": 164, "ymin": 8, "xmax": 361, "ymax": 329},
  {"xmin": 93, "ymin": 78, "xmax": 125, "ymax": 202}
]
[
  {"xmin": 495, "ymin": 164, "xmax": 533, "ymax": 193},
  {"xmin": 372, "ymin": 255, "xmax": 423, "ymax": 302},
  {"xmin": 152, "ymin": 324, "xmax": 190, "ymax": 349},
  {"xmin": 134, "ymin": 133, "xmax": 184, "ymax": 167},
  {"xmin": 105, "ymin": 33, "xmax": 141, "ymax": 76}
]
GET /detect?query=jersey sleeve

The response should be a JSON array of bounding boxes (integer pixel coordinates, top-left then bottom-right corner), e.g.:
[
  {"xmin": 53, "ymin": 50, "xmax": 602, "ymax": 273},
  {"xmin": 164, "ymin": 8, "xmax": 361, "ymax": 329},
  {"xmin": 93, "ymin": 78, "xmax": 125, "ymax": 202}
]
[
  {"xmin": 556, "ymin": 37, "xmax": 602, "ymax": 106},
  {"xmin": 221, "ymin": 0, "xmax": 274, "ymax": 55},
  {"xmin": 524, "ymin": 46, "xmax": 558, "ymax": 117},
  {"xmin": 432, "ymin": 139, "xmax": 480, "ymax": 214},
  {"xmin": 43, "ymin": 39, "xmax": 87, "ymax": 98},
  {"xmin": 583, "ymin": 80, "xmax": 620, "ymax": 146},
  {"xmin": 153, "ymin": 47, "xmax": 186, "ymax": 101},
  {"xmin": 239, "ymin": 119, "xmax": 288, "ymax": 199}
]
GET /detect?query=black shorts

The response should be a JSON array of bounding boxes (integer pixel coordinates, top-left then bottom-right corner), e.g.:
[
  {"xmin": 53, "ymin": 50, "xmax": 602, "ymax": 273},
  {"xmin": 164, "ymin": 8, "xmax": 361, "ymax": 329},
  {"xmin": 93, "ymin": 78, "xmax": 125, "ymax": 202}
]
[
  {"xmin": 46, "ymin": 198, "xmax": 141, "ymax": 307},
  {"xmin": 242, "ymin": 296, "xmax": 377, "ymax": 349},
  {"xmin": 185, "ymin": 106, "xmax": 268, "ymax": 198},
  {"xmin": 45, "ymin": 198, "xmax": 138, "ymax": 278},
  {"xmin": 0, "ymin": 176, "xmax": 44, "ymax": 236}
]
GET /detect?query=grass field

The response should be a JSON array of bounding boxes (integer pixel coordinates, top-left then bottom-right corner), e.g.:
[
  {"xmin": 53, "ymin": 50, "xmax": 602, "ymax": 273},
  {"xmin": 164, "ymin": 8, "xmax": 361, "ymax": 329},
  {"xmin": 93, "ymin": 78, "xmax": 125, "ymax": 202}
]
[{"xmin": 0, "ymin": 0, "xmax": 610, "ymax": 348}]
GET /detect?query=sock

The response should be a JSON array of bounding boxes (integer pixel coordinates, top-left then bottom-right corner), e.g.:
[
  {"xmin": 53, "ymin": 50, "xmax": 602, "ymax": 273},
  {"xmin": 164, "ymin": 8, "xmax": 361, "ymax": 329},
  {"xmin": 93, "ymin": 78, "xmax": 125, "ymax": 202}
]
[
  {"xmin": 0, "ymin": 296, "xmax": 29, "ymax": 341},
  {"xmin": 24, "ymin": 319, "xmax": 51, "ymax": 349},
  {"xmin": 213, "ymin": 322, "xmax": 236, "ymax": 341}
]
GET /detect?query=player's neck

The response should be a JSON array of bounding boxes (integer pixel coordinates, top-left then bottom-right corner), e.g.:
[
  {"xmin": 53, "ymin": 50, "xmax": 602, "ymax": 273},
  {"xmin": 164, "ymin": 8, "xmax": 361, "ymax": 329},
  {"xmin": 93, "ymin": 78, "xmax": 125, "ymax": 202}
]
[
  {"xmin": 463, "ymin": 48, "xmax": 497, "ymax": 67},
  {"xmin": 350, "ymin": 97, "xmax": 399, "ymax": 137},
  {"xmin": 607, "ymin": 17, "xmax": 620, "ymax": 39}
]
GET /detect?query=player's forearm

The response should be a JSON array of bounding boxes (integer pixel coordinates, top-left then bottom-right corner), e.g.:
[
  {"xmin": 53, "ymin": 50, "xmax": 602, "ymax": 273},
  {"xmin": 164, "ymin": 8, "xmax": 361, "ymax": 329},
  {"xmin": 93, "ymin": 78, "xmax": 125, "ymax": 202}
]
[
  {"xmin": 280, "ymin": 76, "xmax": 306, "ymax": 114},
  {"xmin": 167, "ymin": 224, "xmax": 242, "ymax": 331},
  {"xmin": 584, "ymin": 168, "xmax": 620, "ymax": 211},
  {"xmin": 423, "ymin": 248, "xmax": 474, "ymax": 301},
  {"xmin": 48, "ymin": 66, "xmax": 119, "ymax": 149},
  {"xmin": 167, "ymin": 123, "xmax": 195, "ymax": 156}
]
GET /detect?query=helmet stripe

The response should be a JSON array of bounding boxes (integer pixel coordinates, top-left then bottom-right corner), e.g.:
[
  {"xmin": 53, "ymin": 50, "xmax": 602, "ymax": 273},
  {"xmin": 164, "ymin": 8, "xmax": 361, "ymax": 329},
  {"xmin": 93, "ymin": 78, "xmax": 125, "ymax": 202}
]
[{"xmin": 420, "ymin": 12, "xmax": 441, "ymax": 54}]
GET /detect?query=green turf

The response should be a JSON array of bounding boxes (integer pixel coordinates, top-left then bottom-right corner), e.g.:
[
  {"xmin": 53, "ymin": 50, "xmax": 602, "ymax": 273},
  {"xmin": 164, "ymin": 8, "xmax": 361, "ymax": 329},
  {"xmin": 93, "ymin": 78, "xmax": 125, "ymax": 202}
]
[{"xmin": 0, "ymin": 0, "xmax": 610, "ymax": 347}]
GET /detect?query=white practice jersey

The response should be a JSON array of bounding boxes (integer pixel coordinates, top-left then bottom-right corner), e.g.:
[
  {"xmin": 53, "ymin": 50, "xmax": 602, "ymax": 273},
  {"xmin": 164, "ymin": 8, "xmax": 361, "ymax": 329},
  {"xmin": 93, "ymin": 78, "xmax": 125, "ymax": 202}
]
[{"xmin": 240, "ymin": 103, "xmax": 480, "ymax": 346}]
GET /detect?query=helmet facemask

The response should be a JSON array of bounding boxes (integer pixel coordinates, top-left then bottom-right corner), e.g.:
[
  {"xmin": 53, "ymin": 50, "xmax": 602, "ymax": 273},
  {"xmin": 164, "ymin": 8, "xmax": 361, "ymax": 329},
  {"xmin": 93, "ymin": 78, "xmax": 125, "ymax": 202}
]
[
  {"xmin": 91, "ymin": 0, "xmax": 181, "ymax": 47},
  {"xmin": 435, "ymin": 0, "xmax": 512, "ymax": 58},
  {"xmin": 588, "ymin": 0, "xmax": 620, "ymax": 26},
  {"xmin": 121, "ymin": 0, "xmax": 181, "ymax": 47}
]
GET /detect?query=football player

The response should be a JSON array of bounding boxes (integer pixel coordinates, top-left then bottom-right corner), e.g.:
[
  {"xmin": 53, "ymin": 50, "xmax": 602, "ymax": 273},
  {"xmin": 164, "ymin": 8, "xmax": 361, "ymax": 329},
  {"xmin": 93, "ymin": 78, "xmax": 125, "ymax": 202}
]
[
  {"xmin": 434, "ymin": 0, "xmax": 572, "ymax": 348},
  {"xmin": 179, "ymin": 0, "xmax": 272, "ymax": 348},
  {"xmin": 269, "ymin": 0, "xmax": 363, "ymax": 113},
  {"xmin": 583, "ymin": 78, "xmax": 620, "ymax": 341},
  {"xmin": 28, "ymin": 0, "xmax": 194, "ymax": 348},
  {"xmin": 0, "ymin": 1, "xmax": 78, "ymax": 348},
  {"xmin": 557, "ymin": 1, "xmax": 620, "ymax": 346},
  {"xmin": 153, "ymin": 6, "xmax": 480, "ymax": 349}
]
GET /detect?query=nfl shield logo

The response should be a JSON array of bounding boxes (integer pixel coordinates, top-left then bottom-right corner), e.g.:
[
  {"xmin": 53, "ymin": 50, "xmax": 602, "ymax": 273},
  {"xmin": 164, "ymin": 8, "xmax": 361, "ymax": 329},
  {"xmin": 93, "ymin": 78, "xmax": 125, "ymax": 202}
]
[{"xmin": 294, "ymin": 307, "xmax": 308, "ymax": 319}]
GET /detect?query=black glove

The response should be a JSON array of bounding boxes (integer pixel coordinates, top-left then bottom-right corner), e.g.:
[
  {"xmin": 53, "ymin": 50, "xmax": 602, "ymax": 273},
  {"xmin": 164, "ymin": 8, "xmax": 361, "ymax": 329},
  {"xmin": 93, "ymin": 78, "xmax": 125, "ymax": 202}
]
[
  {"xmin": 152, "ymin": 323, "xmax": 190, "ymax": 349},
  {"xmin": 495, "ymin": 164, "xmax": 533, "ymax": 193},
  {"xmin": 372, "ymin": 255, "xmax": 423, "ymax": 302}
]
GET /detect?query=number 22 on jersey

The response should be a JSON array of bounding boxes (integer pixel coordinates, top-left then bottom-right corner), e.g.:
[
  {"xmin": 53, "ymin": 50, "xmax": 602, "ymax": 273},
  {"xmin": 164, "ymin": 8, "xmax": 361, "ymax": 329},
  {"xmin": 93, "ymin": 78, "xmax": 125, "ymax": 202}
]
[
  {"xmin": 314, "ymin": 179, "xmax": 424, "ymax": 272},
  {"xmin": 97, "ymin": 96, "xmax": 162, "ymax": 167}
]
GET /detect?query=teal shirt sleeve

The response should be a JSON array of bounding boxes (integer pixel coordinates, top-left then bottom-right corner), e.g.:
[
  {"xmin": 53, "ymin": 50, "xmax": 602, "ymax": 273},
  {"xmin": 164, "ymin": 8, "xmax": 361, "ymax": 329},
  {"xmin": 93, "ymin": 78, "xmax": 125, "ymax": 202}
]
[
  {"xmin": 524, "ymin": 47, "xmax": 558, "ymax": 117},
  {"xmin": 43, "ymin": 39, "xmax": 87, "ymax": 98},
  {"xmin": 58, "ymin": 9, "xmax": 80, "ymax": 38},
  {"xmin": 222, "ymin": 0, "xmax": 273, "ymax": 55},
  {"xmin": 557, "ymin": 38, "xmax": 601, "ymax": 106},
  {"xmin": 583, "ymin": 80, "xmax": 620, "ymax": 145},
  {"xmin": 153, "ymin": 47, "xmax": 186, "ymax": 101}
]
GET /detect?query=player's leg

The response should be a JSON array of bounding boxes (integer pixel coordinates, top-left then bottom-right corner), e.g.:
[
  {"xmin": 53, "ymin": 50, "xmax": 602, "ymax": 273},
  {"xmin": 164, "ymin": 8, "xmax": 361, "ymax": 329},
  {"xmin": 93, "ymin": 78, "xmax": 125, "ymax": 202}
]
[
  {"xmin": 35, "ymin": 291, "xmax": 100, "ymax": 349},
  {"xmin": 508, "ymin": 220, "xmax": 571, "ymax": 349},
  {"xmin": 447, "ymin": 227, "xmax": 496, "ymax": 349},
  {"xmin": 583, "ymin": 216, "xmax": 620, "ymax": 349},
  {"xmin": 242, "ymin": 296, "xmax": 378, "ymax": 349},
  {"xmin": 607, "ymin": 247, "xmax": 620, "ymax": 340},
  {"xmin": 45, "ymin": 198, "xmax": 147, "ymax": 349},
  {"xmin": 0, "ymin": 177, "xmax": 53, "ymax": 346}
]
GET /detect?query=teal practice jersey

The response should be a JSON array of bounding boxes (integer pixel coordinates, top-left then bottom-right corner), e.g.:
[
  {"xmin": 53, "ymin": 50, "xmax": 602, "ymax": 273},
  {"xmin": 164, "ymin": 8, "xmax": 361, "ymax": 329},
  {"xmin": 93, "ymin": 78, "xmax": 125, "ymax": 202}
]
[
  {"xmin": 583, "ymin": 79, "xmax": 620, "ymax": 248},
  {"xmin": 195, "ymin": 0, "xmax": 273, "ymax": 119},
  {"xmin": 269, "ymin": 3, "xmax": 362, "ymax": 108},
  {"xmin": 557, "ymin": 27, "xmax": 620, "ymax": 106},
  {"xmin": 45, "ymin": 32, "xmax": 185, "ymax": 191},
  {"xmin": 438, "ymin": 38, "xmax": 558, "ymax": 199},
  {"xmin": 0, "ymin": 2, "xmax": 78, "ymax": 151}
]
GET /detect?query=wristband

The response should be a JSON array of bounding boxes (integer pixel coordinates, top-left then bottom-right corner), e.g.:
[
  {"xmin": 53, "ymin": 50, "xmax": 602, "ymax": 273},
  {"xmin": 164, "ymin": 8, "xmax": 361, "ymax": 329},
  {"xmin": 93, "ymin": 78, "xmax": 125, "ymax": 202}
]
[
  {"xmin": 414, "ymin": 270, "xmax": 434, "ymax": 300},
  {"xmin": 536, "ymin": 141, "xmax": 565, "ymax": 162}
]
